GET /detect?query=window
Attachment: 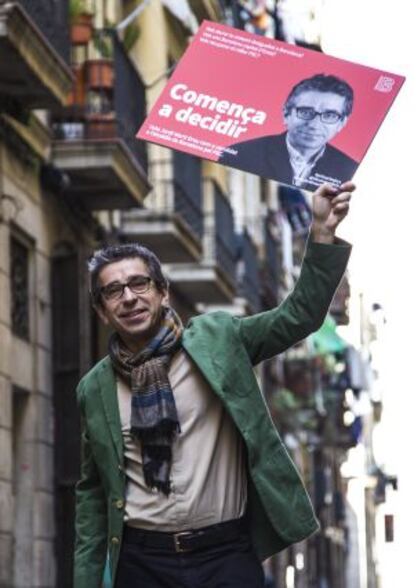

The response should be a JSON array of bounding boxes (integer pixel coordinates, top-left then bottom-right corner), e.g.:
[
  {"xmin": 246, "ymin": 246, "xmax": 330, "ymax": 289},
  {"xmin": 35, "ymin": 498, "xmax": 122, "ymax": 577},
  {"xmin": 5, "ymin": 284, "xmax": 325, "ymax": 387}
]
[{"xmin": 10, "ymin": 237, "xmax": 30, "ymax": 339}]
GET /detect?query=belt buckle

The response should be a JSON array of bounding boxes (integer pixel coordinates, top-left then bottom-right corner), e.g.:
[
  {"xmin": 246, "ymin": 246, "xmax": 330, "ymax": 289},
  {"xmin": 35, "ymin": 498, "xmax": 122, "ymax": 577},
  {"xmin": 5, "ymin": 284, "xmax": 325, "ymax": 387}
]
[{"xmin": 173, "ymin": 531, "xmax": 193, "ymax": 553}]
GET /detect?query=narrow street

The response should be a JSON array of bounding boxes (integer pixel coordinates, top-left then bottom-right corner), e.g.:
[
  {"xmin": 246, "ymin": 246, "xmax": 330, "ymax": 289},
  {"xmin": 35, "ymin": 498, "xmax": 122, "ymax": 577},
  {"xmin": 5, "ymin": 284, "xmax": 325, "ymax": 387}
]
[{"xmin": 0, "ymin": 1, "xmax": 411, "ymax": 587}]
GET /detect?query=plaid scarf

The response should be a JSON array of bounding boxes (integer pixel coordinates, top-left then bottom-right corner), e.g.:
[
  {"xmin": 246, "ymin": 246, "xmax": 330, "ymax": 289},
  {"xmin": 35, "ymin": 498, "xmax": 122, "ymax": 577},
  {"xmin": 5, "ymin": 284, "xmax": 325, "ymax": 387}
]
[{"xmin": 108, "ymin": 307, "xmax": 183, "ymax": 496}]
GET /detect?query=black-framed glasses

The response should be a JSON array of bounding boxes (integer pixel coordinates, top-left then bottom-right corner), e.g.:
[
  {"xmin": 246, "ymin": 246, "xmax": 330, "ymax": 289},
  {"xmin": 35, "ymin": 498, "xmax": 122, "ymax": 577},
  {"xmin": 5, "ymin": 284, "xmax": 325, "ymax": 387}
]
[
  {"xmin": 100, "ymin": 275, "xmax": 153, "ymax": 302},
  {"xmin": 294, "ymin": 106, "xmax": 344, "ymax": 124}
]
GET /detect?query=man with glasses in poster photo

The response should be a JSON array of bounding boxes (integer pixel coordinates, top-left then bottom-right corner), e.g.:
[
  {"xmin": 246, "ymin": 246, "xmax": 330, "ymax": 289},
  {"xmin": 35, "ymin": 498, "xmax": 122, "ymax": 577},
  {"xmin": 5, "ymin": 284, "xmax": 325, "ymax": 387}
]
[{"xmin": 220, "ymin": 73, "xmax": 358, "ymax": 191}]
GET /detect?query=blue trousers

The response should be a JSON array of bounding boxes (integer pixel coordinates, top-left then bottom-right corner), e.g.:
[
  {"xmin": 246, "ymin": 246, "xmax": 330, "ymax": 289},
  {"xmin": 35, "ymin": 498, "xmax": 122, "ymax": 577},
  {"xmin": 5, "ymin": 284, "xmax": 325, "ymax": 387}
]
[{"xmin": 115, "ymin": 530, "xmax": 265, "ymax": 587}]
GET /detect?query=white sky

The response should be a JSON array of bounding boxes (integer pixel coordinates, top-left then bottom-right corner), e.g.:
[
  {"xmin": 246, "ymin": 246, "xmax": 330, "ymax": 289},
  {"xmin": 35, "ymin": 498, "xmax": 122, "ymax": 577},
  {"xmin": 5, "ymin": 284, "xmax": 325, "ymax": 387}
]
[
  {"xmin": 320, "ymin": 0, "xmax": 413, "ymax": 580},
  {"xmin": 321, "ymin": 0, "xmax": 412, "ymax": 309}
]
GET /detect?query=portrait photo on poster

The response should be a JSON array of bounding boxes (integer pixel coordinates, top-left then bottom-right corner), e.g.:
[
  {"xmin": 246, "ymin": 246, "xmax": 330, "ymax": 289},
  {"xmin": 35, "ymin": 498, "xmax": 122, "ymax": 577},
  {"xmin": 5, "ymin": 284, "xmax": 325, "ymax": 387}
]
[
  {"xmin": 137, "ymin": 21, "xmax": 405, "ymax": 192},
  {"xmin": 219, "ymin": 72, "xmax": 357, "ymax": 191}
]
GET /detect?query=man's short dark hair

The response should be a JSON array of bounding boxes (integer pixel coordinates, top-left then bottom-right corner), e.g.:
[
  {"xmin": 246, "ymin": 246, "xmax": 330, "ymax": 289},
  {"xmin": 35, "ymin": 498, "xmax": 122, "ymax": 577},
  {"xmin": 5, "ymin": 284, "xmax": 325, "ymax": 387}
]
[
  {"xmin": 284, "ymin": 73, "xmax": 354, "ymax": 117},
  {"xmin": 88, "ymin": 243, "xmax": 168, "ymax": 306}
]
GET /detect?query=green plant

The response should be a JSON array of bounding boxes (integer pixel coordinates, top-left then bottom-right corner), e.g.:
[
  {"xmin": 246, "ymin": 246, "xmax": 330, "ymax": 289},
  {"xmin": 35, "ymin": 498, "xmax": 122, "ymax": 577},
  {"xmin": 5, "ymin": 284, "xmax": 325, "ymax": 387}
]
[
  {"xmin": 92, "ymin": 22, "xmax": 140, "ymax": 59},
  {"xmin": 69, "ymin": 0, "xmax": 90, "ymax": 21},
  {"xmin": 123, "ymin": 23, "xmax": 140, "ymax": 52},
  {"xmin": 93, "ymin": 31, "xmax": 114, "ymax": 59}
]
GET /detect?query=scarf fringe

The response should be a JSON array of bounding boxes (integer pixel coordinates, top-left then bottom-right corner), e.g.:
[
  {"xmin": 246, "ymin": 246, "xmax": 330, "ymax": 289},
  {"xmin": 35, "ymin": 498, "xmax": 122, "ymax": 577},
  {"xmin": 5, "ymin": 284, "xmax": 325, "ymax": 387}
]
[
  {"xmin": 131, "ymin": 420, "xmax": 180, "ymax": 442},
  {"xmin": 143, "ymin": 468, "xmax": 171, "ymax": 497}
]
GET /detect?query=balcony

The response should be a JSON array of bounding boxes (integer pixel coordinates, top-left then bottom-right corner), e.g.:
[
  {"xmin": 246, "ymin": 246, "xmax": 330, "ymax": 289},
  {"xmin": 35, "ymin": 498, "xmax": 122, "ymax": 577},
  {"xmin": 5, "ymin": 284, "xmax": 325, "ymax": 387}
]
[
  {"xmin": 19, "ymin": 0, "xmax": 70, "ymax": 64},
  {"xmin": 261, "ymin": 216, "xmax": 280, "ymax": 308},
  {"xmin": 121, "ymin": 151, "xmax": 203, "ymax": 262},
  {"xmin": 0, "ymin": 2, "xmax": 72, "ymax": 109},
  {"xmin": 165, "ymin": 179, "xmax": 237, "ymax": 305},
  {"xmin": 51, "ymin": 31, "xmax": 150, "ymax": 210},
  {"xmin": 238, "ymin": 230, "xmax": 261, "ymax": 314}
]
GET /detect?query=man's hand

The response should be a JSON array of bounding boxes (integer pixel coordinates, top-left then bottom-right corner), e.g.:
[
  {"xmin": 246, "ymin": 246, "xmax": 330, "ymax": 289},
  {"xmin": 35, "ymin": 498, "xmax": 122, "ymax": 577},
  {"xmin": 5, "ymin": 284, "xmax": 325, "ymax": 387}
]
[{"xmin": 310, "ymin": 181, "xmax": 355, "ymax": 244}]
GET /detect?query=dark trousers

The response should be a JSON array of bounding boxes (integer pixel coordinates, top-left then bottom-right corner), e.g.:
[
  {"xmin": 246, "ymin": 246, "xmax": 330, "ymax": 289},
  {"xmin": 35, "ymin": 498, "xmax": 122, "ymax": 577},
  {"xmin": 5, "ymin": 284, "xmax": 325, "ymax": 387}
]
[{"xmin": 115, "ymin": 529, "xmax": 265, "ymax": 587}]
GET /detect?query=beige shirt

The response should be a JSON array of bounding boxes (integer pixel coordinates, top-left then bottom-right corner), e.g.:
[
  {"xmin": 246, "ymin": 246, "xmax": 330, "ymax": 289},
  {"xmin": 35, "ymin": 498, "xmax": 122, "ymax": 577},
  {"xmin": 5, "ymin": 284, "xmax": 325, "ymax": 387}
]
[{"xmin": 117, "ymin": 349, "xmax": 247, "ymax": 532}]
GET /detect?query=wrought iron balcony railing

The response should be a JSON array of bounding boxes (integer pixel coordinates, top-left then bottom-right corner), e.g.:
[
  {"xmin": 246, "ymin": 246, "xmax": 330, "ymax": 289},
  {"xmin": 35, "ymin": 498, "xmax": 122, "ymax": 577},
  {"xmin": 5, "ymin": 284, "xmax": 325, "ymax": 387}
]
[
  {"xmin": 52, "ymin": 29, "xmax": 147, "ymax": 172},
  {"xmin": 213, "ymin": 183, "xmax": 237, "ymax": 283},
  {"xmin": 240, "ymin": 229, "xmax": 261, "ymax": 313},
  {"xmin": 19, "ymin": 0, "xmax": 70, "ymax": 63},
  {"xmin": 113, "ymin": 32, "xmax": 148, "ymax": 172},
  {"xmin": 173, "ymin": 151, "xmax": 203, "ymax": 240}
]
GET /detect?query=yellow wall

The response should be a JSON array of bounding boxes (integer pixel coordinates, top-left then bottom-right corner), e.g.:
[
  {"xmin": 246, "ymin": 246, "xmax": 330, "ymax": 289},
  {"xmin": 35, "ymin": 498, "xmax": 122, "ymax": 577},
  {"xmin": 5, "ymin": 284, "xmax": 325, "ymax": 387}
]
[{"xmin": 130, "ymin": 1, "xmax": 170, "ymax": 108}]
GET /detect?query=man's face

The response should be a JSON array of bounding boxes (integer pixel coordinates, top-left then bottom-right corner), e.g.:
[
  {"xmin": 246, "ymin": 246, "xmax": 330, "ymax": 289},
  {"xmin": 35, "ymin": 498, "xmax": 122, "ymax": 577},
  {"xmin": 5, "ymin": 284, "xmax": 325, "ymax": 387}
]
[
  {"xmin": 95, "ymin": 257, "xmax": 168, "ymax": 353},
  {"xmin": 284, "ymin": 90, "xmax": 348, "ymax": 154}
]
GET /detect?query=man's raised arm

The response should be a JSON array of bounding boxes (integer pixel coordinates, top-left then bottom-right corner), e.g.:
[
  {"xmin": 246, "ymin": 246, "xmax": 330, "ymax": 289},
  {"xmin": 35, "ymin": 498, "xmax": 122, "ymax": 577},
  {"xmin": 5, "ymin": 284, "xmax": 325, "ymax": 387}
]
[{"xmin": 238, "ymin": 182, "xmax": 355, "ymax": 365}]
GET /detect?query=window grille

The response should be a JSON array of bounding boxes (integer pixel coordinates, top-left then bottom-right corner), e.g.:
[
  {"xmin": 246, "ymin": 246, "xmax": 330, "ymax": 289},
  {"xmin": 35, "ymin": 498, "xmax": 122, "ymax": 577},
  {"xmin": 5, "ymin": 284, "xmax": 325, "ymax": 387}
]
[{"xmin": 10, "ymin": 237, "xmax": 29, "ymax": 340}]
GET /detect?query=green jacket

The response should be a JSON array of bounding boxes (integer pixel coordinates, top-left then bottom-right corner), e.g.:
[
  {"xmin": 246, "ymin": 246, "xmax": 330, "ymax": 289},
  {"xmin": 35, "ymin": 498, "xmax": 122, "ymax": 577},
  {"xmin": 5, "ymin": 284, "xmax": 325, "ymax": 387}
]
[{"xmin": 74, "ymin": 239, "xmax": 351, "ymax": 588}]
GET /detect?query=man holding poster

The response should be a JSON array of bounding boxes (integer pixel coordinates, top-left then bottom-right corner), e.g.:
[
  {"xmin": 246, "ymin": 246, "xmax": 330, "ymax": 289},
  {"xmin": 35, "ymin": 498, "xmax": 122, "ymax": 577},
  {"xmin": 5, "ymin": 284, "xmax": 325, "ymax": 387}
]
[
  {"xmin": 74, "ymin": 180, "xmax": 354, "ymax": 587},
  {"xmin": 220, "ymin": 73, "xmax": 358, "ymax": 190}
]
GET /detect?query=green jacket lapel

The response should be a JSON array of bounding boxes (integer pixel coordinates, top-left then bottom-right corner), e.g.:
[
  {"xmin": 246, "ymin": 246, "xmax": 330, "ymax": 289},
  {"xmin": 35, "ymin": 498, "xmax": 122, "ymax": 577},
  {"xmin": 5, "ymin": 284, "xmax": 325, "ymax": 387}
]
[
  {"xmin": 182, "ymin": 328, "xmax": 223, "ymax": 396},
  {"xmin": 97, "ymin": 357, "xmax": 123, "ymax": 463}
]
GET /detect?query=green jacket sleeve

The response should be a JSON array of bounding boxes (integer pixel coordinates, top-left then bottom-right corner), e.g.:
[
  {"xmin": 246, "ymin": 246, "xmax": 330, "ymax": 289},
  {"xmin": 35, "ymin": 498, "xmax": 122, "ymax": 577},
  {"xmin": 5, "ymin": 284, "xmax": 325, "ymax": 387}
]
[
  {"xmin": 238, "ymin": 238, "xmax": 351, "ymax": 365},
  {"xmin": 73, "ymin": 383, "xmax": 108, "ymax": 588}
]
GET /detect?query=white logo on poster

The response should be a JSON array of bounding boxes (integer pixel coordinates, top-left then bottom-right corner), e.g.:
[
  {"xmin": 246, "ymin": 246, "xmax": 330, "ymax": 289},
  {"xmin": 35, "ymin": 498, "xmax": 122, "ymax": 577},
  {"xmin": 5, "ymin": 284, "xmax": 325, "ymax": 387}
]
[{"xmin": 375, "ymin": 76, "xmax": 395, "ymax": 92}]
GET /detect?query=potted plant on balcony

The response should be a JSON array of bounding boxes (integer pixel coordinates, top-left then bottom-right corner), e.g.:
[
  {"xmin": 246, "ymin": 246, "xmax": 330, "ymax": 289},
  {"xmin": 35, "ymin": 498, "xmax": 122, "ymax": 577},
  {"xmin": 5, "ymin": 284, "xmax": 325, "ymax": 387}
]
[
  {"xmin": 66, "ymin": 61, "xmax": 86, "ymax": 108},
  {"xmin": 85, "ymin": 20, "xmax": 140, "ymax": 89},
  {"xmin": 70, "ymin": 0, "xmax": 94, "ymax": 45},
  {"xmin": 86, "ymin": 58, "xmax": 114, "ymax": 89},
  {"xmin": 86, "ymin": 30, "xmax": 115, "ymax": 89}
]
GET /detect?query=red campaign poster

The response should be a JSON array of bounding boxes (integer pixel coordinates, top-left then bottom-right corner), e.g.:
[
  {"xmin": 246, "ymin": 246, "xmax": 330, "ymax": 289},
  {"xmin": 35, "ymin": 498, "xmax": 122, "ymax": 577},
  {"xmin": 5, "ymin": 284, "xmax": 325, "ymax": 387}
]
[{"xmin": 137, "ymin": 21, "xmax": 405, "ymax": 192}]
